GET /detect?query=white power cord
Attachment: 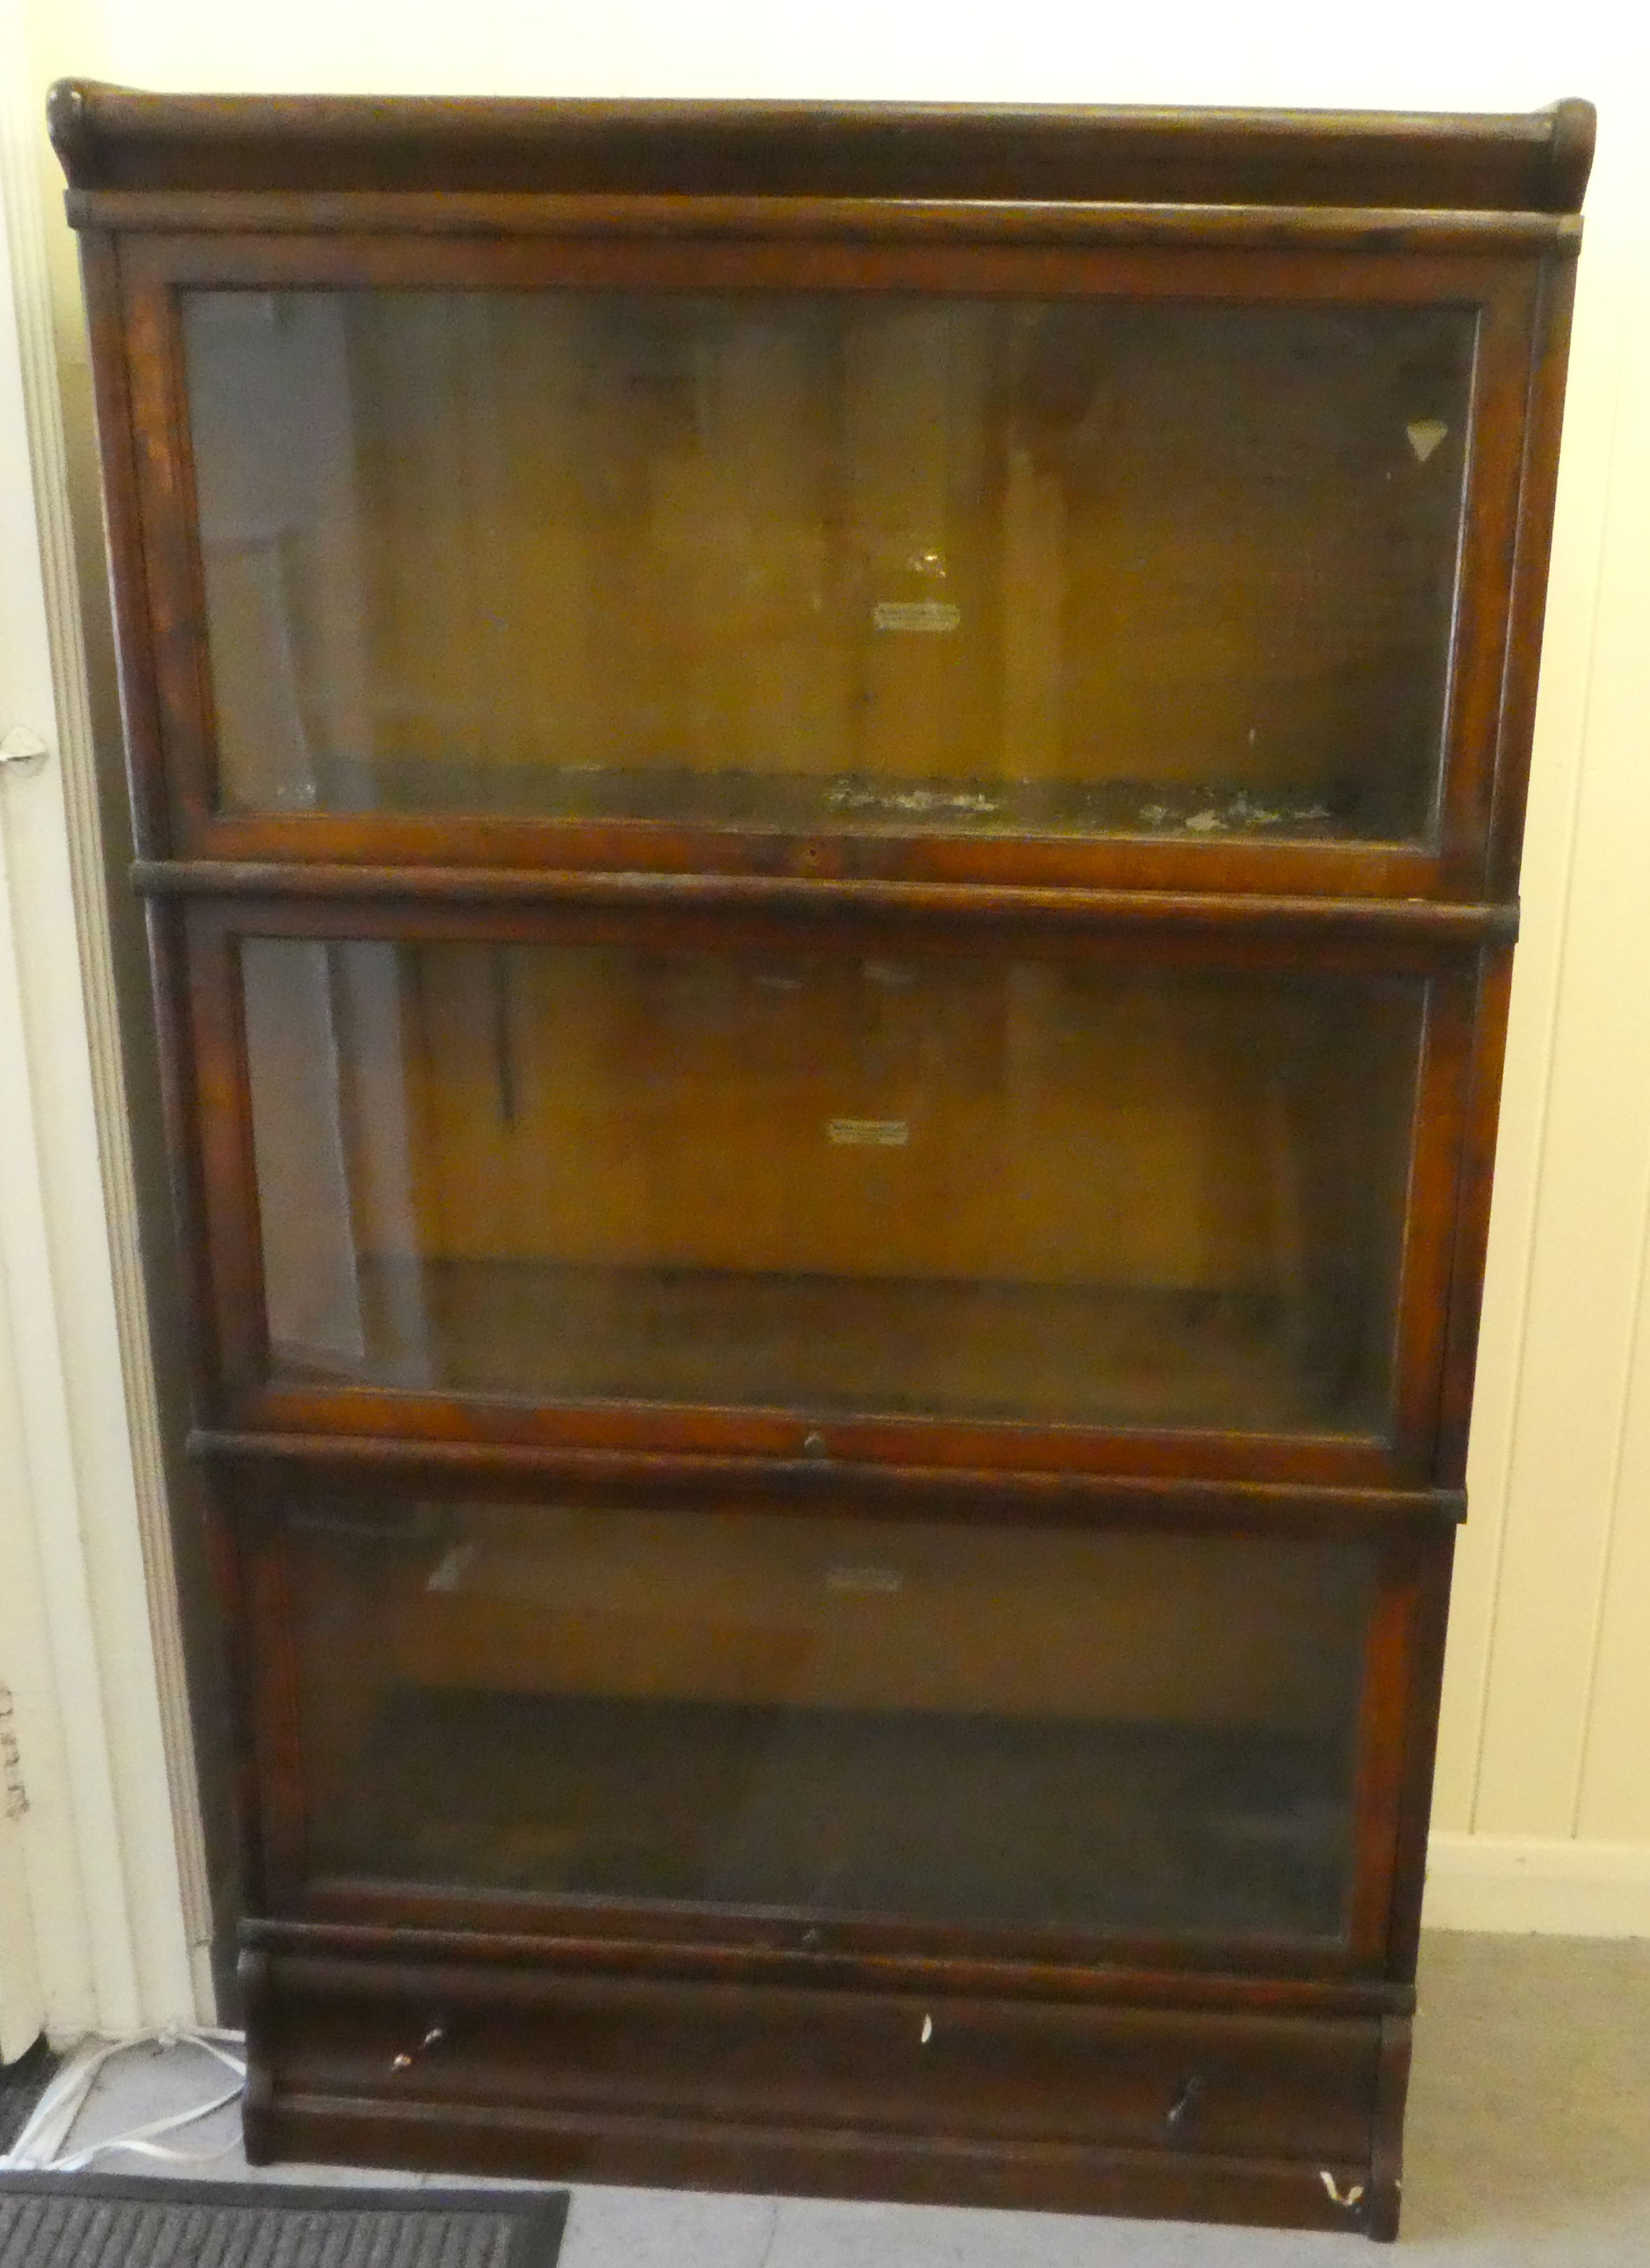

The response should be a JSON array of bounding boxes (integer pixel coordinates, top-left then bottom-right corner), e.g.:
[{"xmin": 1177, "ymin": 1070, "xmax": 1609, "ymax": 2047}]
[{"xmin": 0, "ymin": 2029, "xmax": 247, "ymax": 2173}]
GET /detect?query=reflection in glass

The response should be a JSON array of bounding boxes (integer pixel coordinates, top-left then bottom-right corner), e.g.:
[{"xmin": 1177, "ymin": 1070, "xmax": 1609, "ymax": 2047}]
[
  {"xmin": 243, "ymin": 936, "xmax": 1422, "ymax": 1433},
  {"xmin": 294, "ymin": 1501, "xmax": 1373, "ymax": 1939},
  {"xmin": 185, "ymin": 290, "xmax": 1473, "ymax": 839}
]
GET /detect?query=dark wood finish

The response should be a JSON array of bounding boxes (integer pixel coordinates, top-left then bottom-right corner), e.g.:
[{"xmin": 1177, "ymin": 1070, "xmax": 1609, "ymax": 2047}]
[
  {"xmin": 1487, "ymin": 253, "xmax": 1584, "ymax": 897},
  {"xmin": 248, "ymin": 2104, "xmax": 1380, "ymax": 2233},
  {"xmin": 61, "ymin": 85, "xmax": 1586, "ymax": 2241},
  {"xmin": 193, "ymin": 1429, "xmax": 1466, "ymax": 1535},
  {"xmin": 225, "ymin": 1377, "xmax": 1400, "ymax": 1489},
  {"xmin": 243, "ymin": 1944, "xmax": 1388, "ymax": 2232},
  {"xmin": 237, "ymin": 1945, "xmax": 278, "ymax": 2141},
  {"xmin": 253, "ymin": 1952, "xmax": 1384, "ymax": 2164},
  {"xmin": 1367, "ymin": 2013, "xmax": 1415, "ymax": 2241},
  {"xmin": 1382, "ymin": 1534, "xmax": 1460, "ymax": 1984},
  {"xmin": 1436, "ymin": 948, "xmax": 1519, "ymax": 1484},
  {"xmin": 241, "ymin": 1914, "xmax": 1416, "ymax": 2017},
  {"xmin": 141, "ymin": 899, "xmax": 222, "ymax": 1422},
  {"xmin": 51, "ymin": 83, "xmax": 1593, "ymax": 213},
  {"xmin": 76, "ymin": 230, "xmax": 173, "ymax": 863},
  {"xmin": 131, "ymin": 860, "xmax": 1521, "ymax": 942},
  {"xmin": 67, "ymin": 186, "xmax": 1581, "ymax": 253}
]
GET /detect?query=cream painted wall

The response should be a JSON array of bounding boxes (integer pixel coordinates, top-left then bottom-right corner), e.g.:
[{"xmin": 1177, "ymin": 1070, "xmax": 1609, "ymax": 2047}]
[
  {"xmin": 17, "ymin": 0, "xmax": 1650, "ymax": 1941},
  {"xmin": 0, "ymin": 0, "xmax": 204, "ymax": 2050}
]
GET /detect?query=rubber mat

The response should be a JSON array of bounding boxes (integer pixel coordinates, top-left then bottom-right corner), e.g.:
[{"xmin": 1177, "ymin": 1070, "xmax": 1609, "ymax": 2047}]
[{"xmin": 0, "ymin": 2172, "xmax": 569, "ymax": 2267}]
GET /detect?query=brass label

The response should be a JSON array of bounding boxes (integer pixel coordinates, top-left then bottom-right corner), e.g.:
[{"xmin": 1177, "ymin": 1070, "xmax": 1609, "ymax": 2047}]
[
  {"xmin": 872, "ymin": 599, "xmax": 961, "ymax": 634},
  {"xmin": 827, "ymin": 1117, "xmax": 909, "ymax": 1147}
]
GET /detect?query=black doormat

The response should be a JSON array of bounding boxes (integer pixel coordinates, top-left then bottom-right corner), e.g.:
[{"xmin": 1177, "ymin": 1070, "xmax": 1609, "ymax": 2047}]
[{"xmin": 0, "ymin": 2172, "xmax": 569, "ymax": 2267}]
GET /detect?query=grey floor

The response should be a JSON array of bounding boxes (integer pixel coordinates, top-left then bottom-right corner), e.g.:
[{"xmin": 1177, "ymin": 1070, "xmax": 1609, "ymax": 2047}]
[{"xmin": 45, "ymin": 1934, "xmax": 1650, "ymax": 2264}]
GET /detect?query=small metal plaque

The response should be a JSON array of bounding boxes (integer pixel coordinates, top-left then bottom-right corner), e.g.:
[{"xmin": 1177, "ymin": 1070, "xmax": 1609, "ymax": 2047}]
[
  {"xmin": 826, "ymin": 1565, "xmax": 905, "ymax": 1594},
  {"xmin": 872, "ymin": 599, "xmax": 961, "ymax": 634},
  {"xmin": 827, "ymin": 1117, "xmax": 909, "ymax": 1147}
]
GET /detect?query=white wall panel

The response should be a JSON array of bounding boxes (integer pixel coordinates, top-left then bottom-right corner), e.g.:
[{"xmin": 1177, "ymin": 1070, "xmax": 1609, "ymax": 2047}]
[
  {"xmin": 1444, "ymin": 115, "xmax": 1650, "ymax": 1866},
  {"xmin": 0, "ymin": 0, "xmax": 201, "ymax": 2042},
  {"xmin": 1565, "ymin": 226, "xmax": 1650, "ymax": 1851}
]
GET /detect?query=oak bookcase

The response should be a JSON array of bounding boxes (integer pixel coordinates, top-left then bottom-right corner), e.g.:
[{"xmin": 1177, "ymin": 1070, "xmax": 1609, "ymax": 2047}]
[{"xmin": 53, "ymin": 80, "xmax": 1591, "ymax": 2238}]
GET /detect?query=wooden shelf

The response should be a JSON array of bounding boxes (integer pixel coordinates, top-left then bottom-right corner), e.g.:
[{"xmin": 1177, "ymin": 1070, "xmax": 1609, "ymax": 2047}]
[
  {"xmin": 273, "ymin": 1257, "xmax": 1386, "ymax": 1434},
  {"xmin": 318, "ymin": 1688, "xmax": 1354, "ymax": 1941},
  {"xmin": 291, "ymin": 757, "xmax": 1400, "ymax": 842}
]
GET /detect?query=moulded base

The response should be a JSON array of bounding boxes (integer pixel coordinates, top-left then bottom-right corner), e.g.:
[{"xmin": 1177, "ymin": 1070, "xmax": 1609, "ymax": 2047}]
[{"xmin": 239, "ymin": 1945, "xmax": 1409, "ymax": 2242}]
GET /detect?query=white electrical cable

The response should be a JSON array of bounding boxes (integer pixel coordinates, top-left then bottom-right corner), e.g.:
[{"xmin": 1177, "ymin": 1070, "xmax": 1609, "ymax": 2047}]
[{"xmin": 0, "ymin": 2029, "xmax": 247, "ymax": 2173}]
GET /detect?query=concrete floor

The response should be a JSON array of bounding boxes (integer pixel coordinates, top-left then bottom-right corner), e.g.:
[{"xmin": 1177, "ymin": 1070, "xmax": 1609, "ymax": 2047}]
[{"xmin": 39, "ymin": 1933, "xmax": 1650, "ymax": 2264}]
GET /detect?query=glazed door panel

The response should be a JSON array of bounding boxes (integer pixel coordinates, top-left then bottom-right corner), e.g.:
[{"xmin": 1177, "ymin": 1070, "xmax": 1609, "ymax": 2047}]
[
  {"xmin": 176, "ymin": 893, "xmax": 1486, "ymax": 1478},
  {"xmin": 117, "ymin": 230, "xmax": 1546, "ymax": 895},
  {"xmin": 178, "ymin": 898, "xmax": 1477, "ymax": 1484},
  {"xmin": 254, "ymin": 1491, "xmax": 1406, "ymax": 1962},
  {"xmin": 180, "ymin": 288, "xmax": 1472, "ymax": 845}
]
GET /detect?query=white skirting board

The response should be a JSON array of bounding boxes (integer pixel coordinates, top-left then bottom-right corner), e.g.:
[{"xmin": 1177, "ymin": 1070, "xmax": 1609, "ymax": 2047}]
[{"xmin": 1423, "ymin": 1836, "xmax": 1650, "ymax": 1936}]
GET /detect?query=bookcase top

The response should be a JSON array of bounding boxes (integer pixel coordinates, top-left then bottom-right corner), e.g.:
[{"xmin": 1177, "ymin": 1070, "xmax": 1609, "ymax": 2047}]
[{"xmin": 48, "ymin": 81, "xmax": 1594, "ymax": 215}]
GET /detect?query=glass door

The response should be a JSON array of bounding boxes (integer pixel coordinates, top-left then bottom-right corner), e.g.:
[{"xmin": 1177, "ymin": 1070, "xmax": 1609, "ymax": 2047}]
[
  {"xmin": 206, "ymin": 916, "xmax": 1447, "ymax": 1463},
  {"xmin": 182, "ymin": 287, "xmax": 1472, "ymax": 846},
  {"xmin": 273, "ymin": 1495, "xmax": 1385, "ymax": 1952}
]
